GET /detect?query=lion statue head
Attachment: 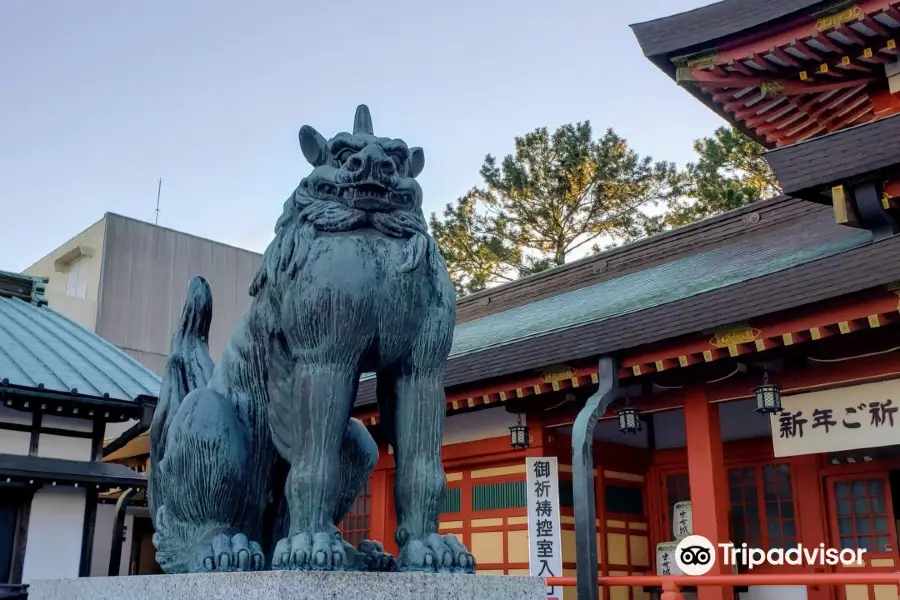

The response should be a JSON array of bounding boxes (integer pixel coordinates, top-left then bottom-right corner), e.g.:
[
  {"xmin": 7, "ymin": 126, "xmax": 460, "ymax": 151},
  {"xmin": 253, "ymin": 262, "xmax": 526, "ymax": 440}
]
[{"xmin": 249, "ymin": 105, "xmax": 441, "ymax": 297}]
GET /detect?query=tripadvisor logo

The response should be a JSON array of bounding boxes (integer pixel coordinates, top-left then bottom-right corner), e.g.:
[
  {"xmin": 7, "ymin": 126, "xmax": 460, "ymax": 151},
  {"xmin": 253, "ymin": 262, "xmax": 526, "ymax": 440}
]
[
  {"xmin": 675, "ymin": 535, "xmax": 866, "ymax": 576},
  {"xmin": 675, "ymin": 536, "xmax": 717, "ymax": 576}
]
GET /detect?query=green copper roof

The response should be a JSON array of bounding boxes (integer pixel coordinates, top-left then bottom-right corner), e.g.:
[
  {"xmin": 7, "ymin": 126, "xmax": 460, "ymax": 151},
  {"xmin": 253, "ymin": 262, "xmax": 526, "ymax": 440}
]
[
  {"xmin": 446, "ymin": 219, "xmax": 872, "ymax": 360},
  {"xmin": 0, "ymin": 272, "xmax": 161, "ymax": 402}
]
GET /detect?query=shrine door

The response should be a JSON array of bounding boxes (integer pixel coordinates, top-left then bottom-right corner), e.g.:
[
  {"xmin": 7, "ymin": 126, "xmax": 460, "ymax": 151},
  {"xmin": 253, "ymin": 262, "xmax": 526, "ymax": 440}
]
[{"xmin": 825, "ymin": 474, "xmax": 899, "ymax": 600}]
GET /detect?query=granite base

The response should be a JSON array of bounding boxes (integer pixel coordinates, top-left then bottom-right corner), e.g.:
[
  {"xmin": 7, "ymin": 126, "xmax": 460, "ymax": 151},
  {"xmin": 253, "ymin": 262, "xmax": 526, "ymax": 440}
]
[{"xmin": 26, "ymin": 571, "xmax": 547, "ymax": 600}]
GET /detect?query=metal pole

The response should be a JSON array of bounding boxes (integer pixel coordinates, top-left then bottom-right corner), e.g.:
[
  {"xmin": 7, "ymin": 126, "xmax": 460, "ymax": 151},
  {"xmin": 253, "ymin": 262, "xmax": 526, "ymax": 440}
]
[
  {"xmin": 572, "ymin": 356, "xmax": 619, "ymax": 600},
  {"xmin": 108, "ymin": 488, "xmax": 139, "ymax": 576},
  {"xmin": 155, "ymin": 179, "xmax": 163, "ymax": 225}
]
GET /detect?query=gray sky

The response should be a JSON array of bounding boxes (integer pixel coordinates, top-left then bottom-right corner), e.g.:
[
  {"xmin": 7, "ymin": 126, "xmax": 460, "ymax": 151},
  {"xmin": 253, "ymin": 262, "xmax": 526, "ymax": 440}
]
[{"xmin": 1, "ymin": 0, "xmax": 723, "ymax": 270}]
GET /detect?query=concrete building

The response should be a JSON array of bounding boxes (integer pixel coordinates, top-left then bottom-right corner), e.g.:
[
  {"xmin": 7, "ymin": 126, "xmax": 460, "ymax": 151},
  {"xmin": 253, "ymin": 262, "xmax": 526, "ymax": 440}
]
[{"xmin": 24, "ymin": 212, "xmax": 262, "ymax": 377}]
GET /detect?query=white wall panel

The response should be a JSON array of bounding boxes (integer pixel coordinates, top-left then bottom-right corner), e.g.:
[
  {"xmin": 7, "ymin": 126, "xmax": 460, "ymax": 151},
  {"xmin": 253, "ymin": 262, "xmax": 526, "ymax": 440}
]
[
  {"xmin": 37, "ymin": 434, "xmax": 93, "ymax": 461},
  {"xmin": 0, "ymin": 430, "xmax": 31, "ymax": 455},
  {"xmin": 22, "ymin": 487, "xmax": 86, "ymax": 582},
  {"xmin": 42, "ymin": 415, "xmax": 92, "ymax": 433}
]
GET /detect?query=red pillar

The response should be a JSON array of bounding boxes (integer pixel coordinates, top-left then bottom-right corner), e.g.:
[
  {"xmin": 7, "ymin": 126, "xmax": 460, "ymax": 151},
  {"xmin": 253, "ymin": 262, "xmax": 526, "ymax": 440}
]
[
  {"xmin": 370, "ymin": 442, "xmax": 395, "ymax": 555},
  {"xmin": 792, "ymin": 455, "xmax": 834, "ymax": 600},
  {"xmin": 683, "ymin": 387, "xmax": 731, "ymax": 600},
  {"xmin": 369, "ymin": 470, "xmax": 389, "ymax": 544}
]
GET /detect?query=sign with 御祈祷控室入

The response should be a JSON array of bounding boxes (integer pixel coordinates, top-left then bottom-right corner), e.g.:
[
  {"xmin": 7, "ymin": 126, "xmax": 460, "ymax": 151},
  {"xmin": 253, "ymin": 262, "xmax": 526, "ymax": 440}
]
[
  {"xmin": 770, "ymin": 378, "xmax": 900, "ymax": 457},
  {"xmin": 526, "ymin": 457, "xmax": 563, "ymax": 600}
]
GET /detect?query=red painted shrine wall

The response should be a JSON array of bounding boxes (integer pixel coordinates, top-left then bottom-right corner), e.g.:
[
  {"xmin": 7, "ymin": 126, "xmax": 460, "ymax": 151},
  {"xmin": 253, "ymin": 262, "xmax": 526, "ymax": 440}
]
[{"xmin": 347, "ymin": 349, "xmax": 900, "ymax": 600}]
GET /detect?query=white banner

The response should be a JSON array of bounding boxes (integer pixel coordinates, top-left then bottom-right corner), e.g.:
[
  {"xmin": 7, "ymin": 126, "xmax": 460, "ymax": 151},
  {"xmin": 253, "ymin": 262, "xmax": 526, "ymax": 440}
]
[
  {"xmin": 770, "ymin": 378, "xmax": 900, "ymax": 457},
  {"xmin": 526, "ymin": 456, "xmax": 563, "ymax": 600}
]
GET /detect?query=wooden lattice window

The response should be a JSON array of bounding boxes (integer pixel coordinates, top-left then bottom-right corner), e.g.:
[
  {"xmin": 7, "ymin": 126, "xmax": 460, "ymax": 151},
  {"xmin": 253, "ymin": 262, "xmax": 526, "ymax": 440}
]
[
  {"xmin": 472, "ymin": 481, "xmax": 526, "ymax": 511},
  {"xmin": 762, "ymin": 464, "xmax": 797, "ymax": 549},
  {"xmin": 730, "ymin": 467, "xmax": 762, "ymax": 547},
  {"xmin": 664, "ymin": 473, "xmax": 691, "ymax": 535},
  {"xmin": 729, "ymin": 464, "xmax": 797, "ymax": 550},
  {"xmin": 665, "ymin": 473, "xmax": 691, "ymax": 508},
  {"xmin": 604, "ymin": 484, "xmax": 644, "ymax": 516},
  {"xmin": 339, "ymin": 479, "xmax": 370, "ymax": 547},
  {"xmin": 835, "ymin": 478, "xmax": 892, "ymax": 553},
  {"xmin": 440, "ymin": 488, "xmax": 462, "ymax": 514}
]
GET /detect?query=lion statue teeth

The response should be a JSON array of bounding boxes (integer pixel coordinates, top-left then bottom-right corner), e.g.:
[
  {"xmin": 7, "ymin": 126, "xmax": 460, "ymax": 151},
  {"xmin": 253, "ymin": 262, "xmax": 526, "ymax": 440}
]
[{"xmin": 147, "ymin": 105, "xmax": 475, "ymax": 575}]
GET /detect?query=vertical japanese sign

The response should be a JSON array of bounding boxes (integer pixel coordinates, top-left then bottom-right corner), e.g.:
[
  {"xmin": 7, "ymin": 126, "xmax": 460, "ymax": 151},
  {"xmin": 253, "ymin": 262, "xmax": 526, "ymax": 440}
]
[{"xmin": 526, "ymin": 457, "xmax": 563, "ymax": 600}]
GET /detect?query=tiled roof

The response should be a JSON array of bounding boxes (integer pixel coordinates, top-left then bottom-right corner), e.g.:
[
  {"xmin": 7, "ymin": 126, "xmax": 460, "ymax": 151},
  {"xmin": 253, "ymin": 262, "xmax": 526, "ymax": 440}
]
[
  {"xmin": 0, "ymin": 272, "xmax": 160, "ymax": 403},
  {"xmin": 357, "ymin": 209, "xmax": 873, "ymax": 404},
  {"xmin": 456, "ymin": 195, "xmax": 819, "ymax": 323},
  {"xmin": 449, "ymin": 218, "xmax": 869, "ymax": 359},
  {"xmin": 765, "ymin": 115, "xmax": 900, "ymax": 195},
  {"xmin": 630, "ymin": 0, "xmax": 828, "ymax": 59},
  {"xmin": 0, "ymin": 452, "xmax": 147, "ymax": 488}
]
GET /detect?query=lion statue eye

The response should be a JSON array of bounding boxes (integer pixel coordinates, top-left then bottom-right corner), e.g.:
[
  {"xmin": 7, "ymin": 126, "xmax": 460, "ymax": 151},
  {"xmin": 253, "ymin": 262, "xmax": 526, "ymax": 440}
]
[{"xmin": 337, "ymin": 149, "xmax": 354, "ymax": 163}]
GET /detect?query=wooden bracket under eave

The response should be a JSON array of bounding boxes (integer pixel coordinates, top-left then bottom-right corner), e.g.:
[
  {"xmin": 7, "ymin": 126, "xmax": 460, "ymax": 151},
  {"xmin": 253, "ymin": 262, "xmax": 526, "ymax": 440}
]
[
  {"xmin": 831, "ymin": 184, "xmax": 860, "ymax": 227},
  {"xmin": 882, "ymin": 179, "xmax": 900, "ymax": 211}
]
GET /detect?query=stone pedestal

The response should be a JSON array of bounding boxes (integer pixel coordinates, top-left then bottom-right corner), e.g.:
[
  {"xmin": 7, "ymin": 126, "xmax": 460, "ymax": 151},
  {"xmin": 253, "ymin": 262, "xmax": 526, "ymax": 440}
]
[{"xmin": 27, "ymin": 571, "xmax": 547, "ymax": 600}]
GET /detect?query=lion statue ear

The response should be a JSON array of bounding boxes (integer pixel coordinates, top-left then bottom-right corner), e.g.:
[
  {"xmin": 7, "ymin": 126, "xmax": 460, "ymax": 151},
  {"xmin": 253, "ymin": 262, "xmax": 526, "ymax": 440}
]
[
  {"xmin": 298, "ymin": 125, "xmax": 328, "ymax": 167},
  {"xmin": 409, "ymin": 147, "xmax": 425, "ymax": 178}
]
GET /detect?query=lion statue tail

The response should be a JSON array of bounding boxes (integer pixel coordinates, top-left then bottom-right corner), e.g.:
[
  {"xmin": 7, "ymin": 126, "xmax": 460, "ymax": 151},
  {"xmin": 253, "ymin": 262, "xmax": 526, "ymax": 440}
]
[{"xmin": 148, "ymin": 276, "xmax": 215, "ymax": 523}]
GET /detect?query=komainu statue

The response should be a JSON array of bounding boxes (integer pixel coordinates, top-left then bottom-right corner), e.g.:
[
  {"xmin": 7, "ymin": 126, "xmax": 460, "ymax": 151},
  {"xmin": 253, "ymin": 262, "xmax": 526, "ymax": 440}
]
[{"xmin": 148, "ymin": 105, "xmax": 475, "ymax": 575}]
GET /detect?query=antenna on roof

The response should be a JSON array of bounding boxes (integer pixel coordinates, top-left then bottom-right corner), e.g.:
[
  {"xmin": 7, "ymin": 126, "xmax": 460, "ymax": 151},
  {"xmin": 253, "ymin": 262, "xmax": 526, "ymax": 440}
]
[{"xmin": 154, "ymin": 178, "xmax": 163, "ymax": 225}]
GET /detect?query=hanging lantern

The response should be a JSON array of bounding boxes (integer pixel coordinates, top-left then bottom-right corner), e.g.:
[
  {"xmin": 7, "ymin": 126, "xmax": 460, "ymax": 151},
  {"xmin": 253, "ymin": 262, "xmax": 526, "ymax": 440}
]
[
  {"xmin": 509, "ymin": 414, "xmax": 530, "ymax": 449},
  {"xmin": 617, "ymin": 406, "xmax": 642, "ymax": 434},
  {"xmin": 754, "ymin": 371, "xmax": 782, "ymax": 414}
]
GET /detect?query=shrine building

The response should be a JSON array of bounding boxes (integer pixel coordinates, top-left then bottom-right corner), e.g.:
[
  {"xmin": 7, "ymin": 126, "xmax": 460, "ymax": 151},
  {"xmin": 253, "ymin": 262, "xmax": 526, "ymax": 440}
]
[
  {"xmin": 33, "ymin": 2, "xmax": 900, "ymax": 596},
  {"xmin": 0, "ymin": 270, "xmax": 157, "ymax": 594},
  {"xmin": 623, "ymin": 2, "xmax": 900, "ymax": 600}
]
